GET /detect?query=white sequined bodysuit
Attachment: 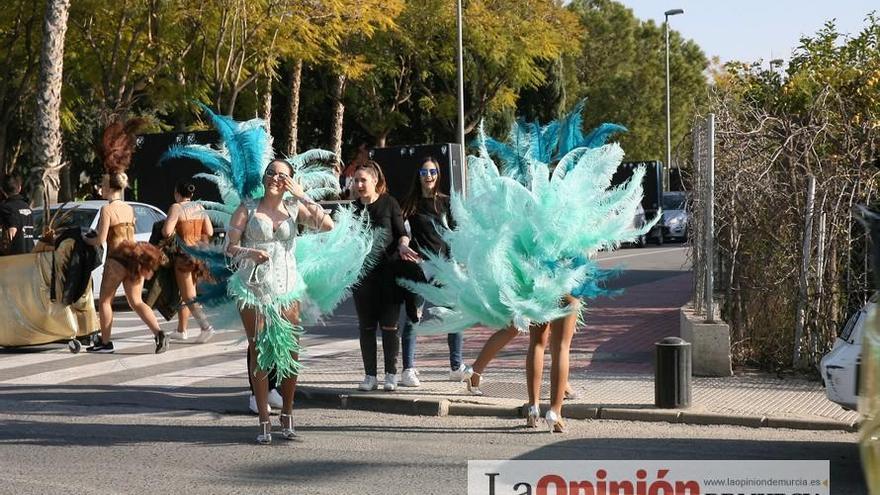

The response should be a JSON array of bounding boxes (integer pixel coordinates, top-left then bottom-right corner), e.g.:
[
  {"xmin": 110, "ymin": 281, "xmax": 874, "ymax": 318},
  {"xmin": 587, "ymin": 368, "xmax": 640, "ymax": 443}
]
[{"xmin": 229, "ymin": 199, "xmax": 302, "ymax": 306}]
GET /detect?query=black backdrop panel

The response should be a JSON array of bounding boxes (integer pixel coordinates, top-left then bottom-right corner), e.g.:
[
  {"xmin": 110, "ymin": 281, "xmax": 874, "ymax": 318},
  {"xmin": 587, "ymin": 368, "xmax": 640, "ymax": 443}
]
[
  {"xmin": 613, "ymin": 160, "xmax": 662, "ymax": 212},
  {"xmin": 129, "ymin": 131, "xmax": 221, "ymax": 213},
  {"xmin": 368, "ymin": 143, "xmax": 464, "ymax": 202}
]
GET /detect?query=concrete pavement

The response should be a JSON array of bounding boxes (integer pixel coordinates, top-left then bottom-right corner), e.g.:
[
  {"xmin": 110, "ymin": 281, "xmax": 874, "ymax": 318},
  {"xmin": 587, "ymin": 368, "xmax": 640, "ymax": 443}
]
[{"xmin": 293, "ymin": 246, "xmax": 860, "ymax": 431}]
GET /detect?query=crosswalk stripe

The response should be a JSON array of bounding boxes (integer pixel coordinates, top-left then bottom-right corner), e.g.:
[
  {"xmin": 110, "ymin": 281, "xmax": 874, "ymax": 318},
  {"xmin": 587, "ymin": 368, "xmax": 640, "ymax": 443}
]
[
  {"xmin": 0, "ymin": 327, "xmax": 157, "ymax": 372},
  {"xmin": 108, "ymin": 339, "xmax": 359, "ymax": 389},
  {"xmin": 117, "ymin": 354, "xmax": 246, "ymax": 388},
  {"xmin": 1, "ymin": 337, "xmax": 249, "ymax": 385}
]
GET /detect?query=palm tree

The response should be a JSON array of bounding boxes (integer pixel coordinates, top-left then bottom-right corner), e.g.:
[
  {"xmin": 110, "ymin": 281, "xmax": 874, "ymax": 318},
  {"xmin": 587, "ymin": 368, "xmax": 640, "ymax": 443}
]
[{"xmin": 30, "ymin": 0, "xmax": 70, "ymax": 207}]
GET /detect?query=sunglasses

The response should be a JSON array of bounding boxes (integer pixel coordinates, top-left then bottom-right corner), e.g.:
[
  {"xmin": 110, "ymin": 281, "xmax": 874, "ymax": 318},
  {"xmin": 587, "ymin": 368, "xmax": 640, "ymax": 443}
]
[
  {"xmin": 264, "ymin": 170, "xmax": 290, "ymax": 181},
  {"xmin": 419, "ymin": 169, "xmax": 439, "ymax": 177}
]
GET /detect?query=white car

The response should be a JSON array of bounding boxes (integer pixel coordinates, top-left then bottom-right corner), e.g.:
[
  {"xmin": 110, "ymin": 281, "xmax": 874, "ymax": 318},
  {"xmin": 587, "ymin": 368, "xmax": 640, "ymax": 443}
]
[
  {"xmin": 820, "ymin": 294, "xmax": 875, "ymax": 410},
  {"xmin": 33, "ymin": 200, "xmax": 167, "ymax": 300}
]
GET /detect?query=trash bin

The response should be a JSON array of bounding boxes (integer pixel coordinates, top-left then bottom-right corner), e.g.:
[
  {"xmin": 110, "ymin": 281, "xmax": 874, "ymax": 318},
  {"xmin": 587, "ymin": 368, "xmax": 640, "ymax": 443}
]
[{"xmin": 655, "ymin": 336, "xmax": 692, "ymax": 408}]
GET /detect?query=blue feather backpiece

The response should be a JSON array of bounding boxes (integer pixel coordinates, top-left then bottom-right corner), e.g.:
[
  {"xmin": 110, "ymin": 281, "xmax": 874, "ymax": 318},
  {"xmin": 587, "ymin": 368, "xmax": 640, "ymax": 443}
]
[{"xmin": 403, "ymin": 103, "xmax": 655, "ymax": 335}]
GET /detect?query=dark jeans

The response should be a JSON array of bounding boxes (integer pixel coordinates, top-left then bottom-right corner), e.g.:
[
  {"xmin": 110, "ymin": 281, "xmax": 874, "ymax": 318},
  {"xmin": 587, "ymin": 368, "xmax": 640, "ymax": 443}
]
[
  {"xmin": 353, "ymin": 277, "xmax": 401, "ymax": 376},
  {"xmin": 401, "ymin": 297, "xmax": 463, "ymax": 371}
]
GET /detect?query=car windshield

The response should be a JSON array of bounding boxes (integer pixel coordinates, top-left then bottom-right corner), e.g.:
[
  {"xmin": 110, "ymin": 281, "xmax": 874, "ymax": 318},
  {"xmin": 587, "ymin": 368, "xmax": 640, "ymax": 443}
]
[
  {"xmin": 33, "ymin": 208, "xmax": 98, "ymax": 231},
  {"xmin": 662, "ymin": 195, "xmax": 686, "ymax": 210}
]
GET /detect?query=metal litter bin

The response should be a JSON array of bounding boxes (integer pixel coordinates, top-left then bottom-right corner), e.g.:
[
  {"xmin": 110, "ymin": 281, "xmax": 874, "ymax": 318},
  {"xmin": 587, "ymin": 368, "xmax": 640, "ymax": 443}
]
[{"xmin": 655, "ymin": 336, "xmax": 691, "ymax": 408}]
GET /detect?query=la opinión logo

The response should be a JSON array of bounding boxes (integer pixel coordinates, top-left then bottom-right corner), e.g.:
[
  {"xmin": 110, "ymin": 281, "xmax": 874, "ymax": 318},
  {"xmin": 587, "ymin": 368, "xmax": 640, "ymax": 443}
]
[{"xmin": 484, "ymin": 468, "xmax": 700, "ymax": 495}]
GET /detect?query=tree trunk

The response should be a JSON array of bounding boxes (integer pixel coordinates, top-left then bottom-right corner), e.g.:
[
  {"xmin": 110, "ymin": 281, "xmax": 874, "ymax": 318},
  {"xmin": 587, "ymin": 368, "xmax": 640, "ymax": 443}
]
[
  {"xmin": 285, "ymin": 59, "xmax": 303, "ymax": 156},
  {"xmin": 0, "ymin": 124, "xmax": 8, "ymax": 183},
  {"xmin": 329, "ymin": 73, "xmax": 347, "ymax": 159},
  {"xmin": 31, "ymin": 0, "xmax": 71, "ymax": 208},
  {"xmin": 261, "ymin": 72, "xmax": 273, "ymax": 135},
  {"xmin": 375, "ymin": 131, "xmax": 388, "ymax": 148},
  {"xmin": 59, "ymin": 165, "xmax": 72, "ymax": 202}
]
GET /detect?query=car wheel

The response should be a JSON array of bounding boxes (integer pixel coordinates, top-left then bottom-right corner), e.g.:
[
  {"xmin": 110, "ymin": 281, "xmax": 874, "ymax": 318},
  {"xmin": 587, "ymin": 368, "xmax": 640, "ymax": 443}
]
[{"xmin": 637, "ymin": 235, "xmax": 646, "ymax": 248}]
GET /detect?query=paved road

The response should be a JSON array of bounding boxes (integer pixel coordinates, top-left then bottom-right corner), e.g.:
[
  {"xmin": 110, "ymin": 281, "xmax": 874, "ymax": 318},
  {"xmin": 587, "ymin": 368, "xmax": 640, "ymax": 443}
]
[
  {"xmin": 0, "ymin": 408, "xmax": 864, "ymax": 494},
  {"xmin": 0, "ymin": 245, "xmax": 868, "ymax": 493},
  {"xmin": 0, "ymin": 245, "xmax": 689, "ymax": 398}
]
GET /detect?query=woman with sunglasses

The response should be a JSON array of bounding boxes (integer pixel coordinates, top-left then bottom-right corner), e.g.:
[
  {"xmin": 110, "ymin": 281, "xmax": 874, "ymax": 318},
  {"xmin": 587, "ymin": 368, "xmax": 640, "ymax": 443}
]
[
  {"xmin": 351, "ymin": 160, "xmax": 419, "ymax": 392},
  {"xmin": 225, "ymin": 159, "xmax": 334, "ymax": 444},
  {"xmin": 396, "ymin": 157, "xmax": 466, "ymax": 387}
]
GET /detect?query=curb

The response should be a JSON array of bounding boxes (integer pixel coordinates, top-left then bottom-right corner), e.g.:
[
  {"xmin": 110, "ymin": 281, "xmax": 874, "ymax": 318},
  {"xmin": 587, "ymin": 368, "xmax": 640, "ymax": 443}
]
[{"xmin": 294, "ymin": 386, "xmax": 859, "ymax": 432}]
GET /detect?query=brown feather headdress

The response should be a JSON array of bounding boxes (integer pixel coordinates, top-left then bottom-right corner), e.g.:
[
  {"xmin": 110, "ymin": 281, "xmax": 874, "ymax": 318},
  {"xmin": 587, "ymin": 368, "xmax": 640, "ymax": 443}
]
[{"xmin": 101, "ymin": 118, "xmax": 146, "ymax": 175}]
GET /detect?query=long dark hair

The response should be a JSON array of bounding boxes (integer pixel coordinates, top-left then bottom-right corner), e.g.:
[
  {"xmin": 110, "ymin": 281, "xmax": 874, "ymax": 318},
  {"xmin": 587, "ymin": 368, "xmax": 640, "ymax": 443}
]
[{"xmin": 401, "ymin": 156, "xmax": 445, "ymax": 219}]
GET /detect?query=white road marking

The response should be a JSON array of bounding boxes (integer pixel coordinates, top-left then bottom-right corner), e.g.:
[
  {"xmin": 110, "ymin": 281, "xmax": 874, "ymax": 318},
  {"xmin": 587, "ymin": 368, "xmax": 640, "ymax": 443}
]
[{"xmin": 596, "ymin": 247, "xmax": 687, "ymax": 262}]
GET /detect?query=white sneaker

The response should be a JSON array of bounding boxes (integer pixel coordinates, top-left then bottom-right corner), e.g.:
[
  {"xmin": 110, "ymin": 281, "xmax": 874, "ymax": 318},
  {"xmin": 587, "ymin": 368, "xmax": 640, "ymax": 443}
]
[
  {"xmin": 384, "ymin": 373, "xmax": 398, "ymax": 391},
  {"xmin": 400, "ymin": 368, "xmax": 421, "ymax": 387},
  {"xmin": 195, "ymin": 327, "xmax": 215, "ymax": 344},
  {"xmin": 168, "ymin": 331, "xmax": 188, "ymax": 341},
  {"xmin": 267, "ymin": 389, "xmax": 283, "ymax": 409},
  {"xmin": 449, "ymin": 364, "xmax": 468, "ymax": 381},
  {"xmin": 248, "ymin": 394, "xmax": 274, "ymax": 414},
  {"xmin": 358, "ymin": 375, "xmax": 379, "ymax": 391}
]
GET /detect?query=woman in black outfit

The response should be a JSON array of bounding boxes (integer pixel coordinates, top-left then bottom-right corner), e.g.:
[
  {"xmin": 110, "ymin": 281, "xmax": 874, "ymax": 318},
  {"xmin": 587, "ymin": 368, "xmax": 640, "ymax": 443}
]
[
  {"xmin": 397, "ymin": 157, "xmax": 465, "ymax": 387},
  {"xmin": 351, "ymin": 160, "xmax": 419, "ymax": 392}
]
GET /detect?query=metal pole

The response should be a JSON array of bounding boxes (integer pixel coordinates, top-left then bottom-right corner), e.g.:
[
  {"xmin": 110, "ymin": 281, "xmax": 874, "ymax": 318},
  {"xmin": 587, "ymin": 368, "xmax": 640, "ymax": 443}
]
[
  {"xmin": 692, "ymin": 118, "xmax": 703, "ymax": 313},
  {"xmin": 705, "ymin": 113, "xmax": 715, "ymax": 323},
  {"xmin": 665, "ymin": 17, "xmax": 671, "ymax": 192},
  {"xmin": 456, "ymin": 0, "xmax": 467, "ymax": 197},
  {"xmin": 793, "ymin": 175, "xmax": 816, "ymax": 366}
]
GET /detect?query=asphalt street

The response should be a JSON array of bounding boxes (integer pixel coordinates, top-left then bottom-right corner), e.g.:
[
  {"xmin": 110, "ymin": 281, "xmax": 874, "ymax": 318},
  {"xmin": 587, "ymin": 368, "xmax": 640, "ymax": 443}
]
[
  {"xmin": 2, "ymin": 244, "xmax": 866, "ymax": 494},
  {"xmin": 0, "ymin": 408, "xmax": 864, "ymax": 494}
]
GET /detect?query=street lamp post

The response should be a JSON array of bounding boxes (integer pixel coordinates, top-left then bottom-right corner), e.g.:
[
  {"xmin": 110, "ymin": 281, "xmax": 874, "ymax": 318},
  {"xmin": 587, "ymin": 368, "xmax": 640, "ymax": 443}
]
[
  {"xmin": 456, "ymin": 0, "xmax": 466, "ymax": 194},
  {"xmin": 664, "ymin": 8, "xmax": 683, "ymax": 192}
]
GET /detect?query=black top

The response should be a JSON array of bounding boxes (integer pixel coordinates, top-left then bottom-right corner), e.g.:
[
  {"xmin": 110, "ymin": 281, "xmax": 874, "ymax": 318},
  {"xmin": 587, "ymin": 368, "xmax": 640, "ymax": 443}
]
[
  {"xmin": 407, "ymin": 195, "xmax": 454, "ymax": 258},
  {"xmin": 353, "ymin": 193, "xmax": 407, "ymax": 274},
  {"xmin": 0, "ymin": 194, "xmax": 34, "ymax": 254}
]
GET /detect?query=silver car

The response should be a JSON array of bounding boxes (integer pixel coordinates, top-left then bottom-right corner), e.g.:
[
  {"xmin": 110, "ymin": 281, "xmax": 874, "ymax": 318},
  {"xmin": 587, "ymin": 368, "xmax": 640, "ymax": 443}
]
[
  {"xmin": 33, "ymin": 200, "xmax": 167, "ymax": 299},
  {"xmin": 661, "ymin": 191, "xmax": 688, "ymax": 242}
]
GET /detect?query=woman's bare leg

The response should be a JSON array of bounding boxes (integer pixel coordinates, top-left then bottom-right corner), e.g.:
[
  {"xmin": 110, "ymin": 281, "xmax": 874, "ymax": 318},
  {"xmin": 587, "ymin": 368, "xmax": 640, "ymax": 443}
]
[
  {"xmin": 174, "ymin": 264, "xmax": 196, "ymax": 333},
  {"xmin": 123, "ymin": 275, "xmax": 162, "ymax": 335},
  {"xmin": 241, "ymin": 307, "xmax": 270, "ymax": 425},
  {"xmin": 470, "ymin": 326, "xmax": 518, "ymax": 387},
  {"xmin": 549, "ymin": 296, "xmax": 580, "ymax": 415},
  {"xmin": 280, "ymin": 304, "xmax": 301, "ymax": 416},
  {"xmin": 97, "ymin": 259, "xmax": 126, "ymax": 344},
  {"xmin": 527, "ymin": 323, "xmax": 551, "ymax": 406}
]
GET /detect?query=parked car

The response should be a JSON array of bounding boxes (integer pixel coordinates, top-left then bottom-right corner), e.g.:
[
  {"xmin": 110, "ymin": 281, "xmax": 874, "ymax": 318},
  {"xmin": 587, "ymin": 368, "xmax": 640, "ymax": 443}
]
[
  {"xmin": 820, "ymin": 294, "xmax": 875, "ymax": 411},
  {"xmin": 623, "ymin": 203, "xmax": 648, "ymax": 248},
  {"xmin": 33, "ymin": 200, "xmax": 167, "ymax": 300},
  {"xmin": 661, "ymin": 191, "xmax": 688, "ymax": 242}
]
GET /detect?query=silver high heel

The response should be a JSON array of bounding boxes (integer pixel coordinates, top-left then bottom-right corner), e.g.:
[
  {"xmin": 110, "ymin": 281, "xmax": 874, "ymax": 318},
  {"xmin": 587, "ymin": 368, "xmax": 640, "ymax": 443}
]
[
  {"xmin": 256, "ymin": 420, "xmax": 272, "ymax": 444},
  {"xmin": 525, "ymin": 404, "xmax": 540, "ymax": 428},
  {"xmin": 279, "ymin": 413, "xmax": 297, "ymax": 440},
  {"xmin": 545, "ymin": 410, "xmax": 565, "ymax": 433},
  {"xmin": 463, "ymin": 365, "xmax": 484, "ymax": 396}
]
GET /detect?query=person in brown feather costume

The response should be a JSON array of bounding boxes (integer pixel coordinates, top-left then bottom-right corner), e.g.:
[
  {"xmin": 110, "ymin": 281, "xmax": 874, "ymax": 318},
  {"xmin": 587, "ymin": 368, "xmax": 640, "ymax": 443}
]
[{"xmin": 85, "ymin": 119, "xmax": 169, "ymax": 354}]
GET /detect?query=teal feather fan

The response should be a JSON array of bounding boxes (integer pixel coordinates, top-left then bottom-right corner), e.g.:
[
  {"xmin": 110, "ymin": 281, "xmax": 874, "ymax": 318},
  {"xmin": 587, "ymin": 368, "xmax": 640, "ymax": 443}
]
[
  {"xmin": 163, "ymin": 104, "xmax": 374, "ymax": 381},
  {"xmin": 403, "ymin": 105, "xmax": 655, "ymax": 335}
]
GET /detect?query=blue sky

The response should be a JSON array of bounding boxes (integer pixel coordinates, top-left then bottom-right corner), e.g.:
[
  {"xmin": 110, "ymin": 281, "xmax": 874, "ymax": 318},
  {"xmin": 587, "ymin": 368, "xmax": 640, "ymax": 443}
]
[{"xmin": 618, "ymin": 0, "xmax": 877, "ymax": 66}]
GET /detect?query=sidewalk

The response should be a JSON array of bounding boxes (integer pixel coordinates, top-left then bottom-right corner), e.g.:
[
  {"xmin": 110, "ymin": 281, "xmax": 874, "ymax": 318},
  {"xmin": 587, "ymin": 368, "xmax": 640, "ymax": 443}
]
[{"xmin": 297, "ymin": 266, "xmax": 860, "ymax": 432}]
